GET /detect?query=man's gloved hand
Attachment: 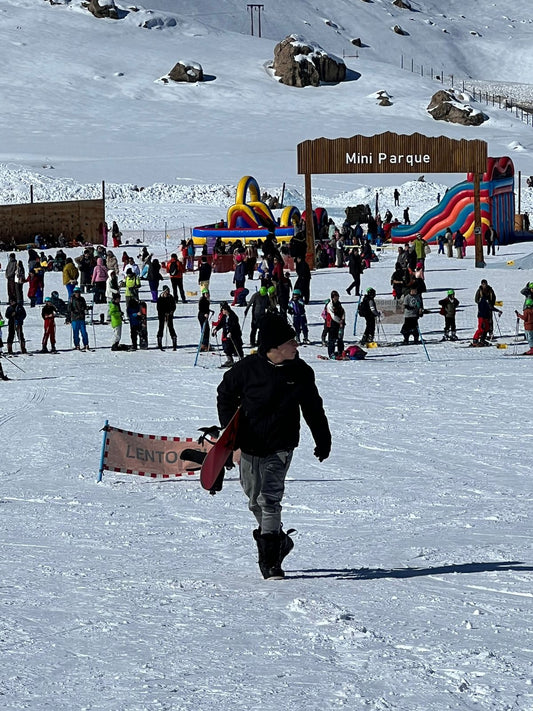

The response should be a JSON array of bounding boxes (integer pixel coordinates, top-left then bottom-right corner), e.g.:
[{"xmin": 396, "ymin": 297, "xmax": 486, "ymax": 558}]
[{"xmin": 314, "ymin": 444, "xmax": 330, "ymax": 462}]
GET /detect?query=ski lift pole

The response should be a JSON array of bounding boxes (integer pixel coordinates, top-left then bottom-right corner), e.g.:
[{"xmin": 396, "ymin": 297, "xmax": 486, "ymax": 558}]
[{"xmin": 417, "ymin": 324, "xmax": 431, "ymax": 362}]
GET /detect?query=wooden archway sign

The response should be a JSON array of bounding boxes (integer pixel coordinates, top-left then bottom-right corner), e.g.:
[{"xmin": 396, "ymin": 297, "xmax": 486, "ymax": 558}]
[{"xmin": 297, "ymin": 132, "xmax": 488, "ymax": 268}]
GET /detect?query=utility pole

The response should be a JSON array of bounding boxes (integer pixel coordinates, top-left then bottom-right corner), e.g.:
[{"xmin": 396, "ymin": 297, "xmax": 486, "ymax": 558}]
[{"xmin": 247, "ymin": 4, "xmax": 264, "ymax": 37}]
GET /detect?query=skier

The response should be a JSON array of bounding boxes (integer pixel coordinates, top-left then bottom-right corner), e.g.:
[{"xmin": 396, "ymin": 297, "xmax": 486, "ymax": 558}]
[
  {"xmin": 212, "ymin": 302, "xmax": 244, "ymax": 367},
  {"xmin": 438, "ymin": 290, "xmax": 460, "ymax": 341},
  {"xmin": 68, "ymin": 287, "xmax": 90, "ymax": 351},
  {"xmin": 472, "ymin": 295, "xmax": 501, "ymax": 346},
  {"xmin": 358, "ymin": 287, "xmax": 381, "ymax": 346},
  {"xmin": 401, "ymin": 287, "xmax": 424, "ymax": 344},
  {"xmin": 198, "ymin": 288, "xmax": 214, "ymax": 352},
  {"xmin": 108, "ymin": 293, "xmax": 124, "ymax": 350},
  {"xmin": 475, "ymin": 279, "xmax": 497, "ymax": 339},
  {"xmin": 5, "ymin": 298, "xmax": 27, "ymax": 354},
  {"xmin": 287, "ymin": 288, "xmax": 309, "ymax": 344},
  {"xmin": 156, "ymin": 285, "xmax": 178, "ymax": 351},
  {"xmin": 40, "ymin": 297, "xmax": 58, "ymax": 353},
  {"xmin": 167, "ymin": 253, "xmax": 187, "ymax": 304},
  {"xmin": 216, "ymin": 312, "xmax": 331, "ymax": 580},
  {"xmin": 515, "ymin": 299, "xmax": 533, "ymax": 355}
]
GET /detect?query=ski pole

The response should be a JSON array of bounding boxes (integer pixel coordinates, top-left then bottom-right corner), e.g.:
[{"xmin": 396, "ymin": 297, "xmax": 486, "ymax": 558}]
[
  {"xmin": 0, "ymin": 351, "xmax": 25, "ymax": 373},
  {"xmin": 513, "ymin": 317, "xmax": 520, "ymax": 356},
  {"xmin": 353, "ymin": 293, "xmax": 362, "ymax": 336},
  {"xmin": 495, "ymin": 311, "xmax": 503, "ymax": 339},
  {"xmin": 417, "ymin": 324, "xmax": 431, "ymax": 362},
  {"xmin": 194, "ymin": 318, "xmax": 208, "ymax": 367}
]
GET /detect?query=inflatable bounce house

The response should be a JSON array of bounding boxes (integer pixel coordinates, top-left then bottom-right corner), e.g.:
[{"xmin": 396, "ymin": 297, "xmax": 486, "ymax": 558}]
[
  {"xmin": 192, "ymin": 176, "xmax": 302, "ymax": 244},
  {"xmin": 391, "ymin": 156, "xmax": 515, "ymax": 245}
]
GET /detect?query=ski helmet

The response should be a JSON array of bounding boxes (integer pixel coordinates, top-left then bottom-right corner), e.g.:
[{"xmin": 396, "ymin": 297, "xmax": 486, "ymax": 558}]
[
  {"xmin": 447, "ymin": 289, "xmax": 455, "ymax": 296},
  {"xmin": 529, "ymin": 282, "xmax": 533, "ymax": 289},
  {"xmin": 293, "ymin": 288, "xmax": 302, "ymax": 296},
  {"xmin": 259, "ymin": 286, "xmax": 268, "ymax": 296},
  {"xmin": 44, "ymin": 296, "xmax": 52, "ymax": 302},
  {"xmin": 366, "ymin": 287, "xmax": 376, "ymax": 295},
  {"xmin": 267, "ymin": 285, "xmax": 276, "ymax": 295},
  {"xmin": 525, "ymin": 298, "xmax": 533, "ymax": 307}
]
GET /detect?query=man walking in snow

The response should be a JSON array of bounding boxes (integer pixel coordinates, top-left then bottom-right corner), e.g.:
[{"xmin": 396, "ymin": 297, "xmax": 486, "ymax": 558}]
[{"xmin": 216, "ymin": 313, "xmax": 331, "ymax": 580}]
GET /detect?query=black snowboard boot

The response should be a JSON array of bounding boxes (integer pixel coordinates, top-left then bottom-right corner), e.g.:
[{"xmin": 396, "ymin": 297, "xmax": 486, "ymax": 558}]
[
  {"xmin": 279, "ymin": 526, "xmax": 295, "ymax": 564},
  {"xmin": 253, "ymin": 529, "xmax": 284, "ymax": 580}
]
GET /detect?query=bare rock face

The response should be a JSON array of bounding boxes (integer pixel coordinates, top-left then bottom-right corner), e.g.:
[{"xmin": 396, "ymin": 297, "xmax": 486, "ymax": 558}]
[
  {"xmin": 392, "ymin": 0, "xmax": 412, "ymax": 9},
  {"xmin": 168, "ymin": 60, "xmax": 204, "ymax": 83},
  {"xmin": 87, "ymin": 0, "xmax": 119, "ymax": 19},
  {"xmin": 427, "ymin": 89, "xmax": 486, "ymax": 126},
  {"xmin": 273, "ymin": 35, "xmax": 346, "ymax": 88}
]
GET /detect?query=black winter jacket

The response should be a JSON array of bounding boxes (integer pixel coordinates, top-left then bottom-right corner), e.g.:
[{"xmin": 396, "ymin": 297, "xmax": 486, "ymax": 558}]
[{"xmin": 217, "ymin": 353, "xmax": 331, "ymax": 457}]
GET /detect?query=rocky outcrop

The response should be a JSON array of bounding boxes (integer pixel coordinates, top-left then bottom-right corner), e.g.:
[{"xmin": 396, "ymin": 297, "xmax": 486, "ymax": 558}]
[
  {"xmin": 168, "ymin": 60, "xmax": 204, "ymax": 83},
  {"xmin": 392, "ymin": 25, "xmax": 408, "ymax": 35},
  {"xmin": 272, "ymin": 35, "xmax": 346, "ymax": 88},
  {"xmin": 87, "ymin": 0, "xmax": 119, "ymax": 19},
  {"xmin": 427, "ymin": 89, "xmax": 486, "ymax": 126},
  {"xmin": 392, "ymin": 0, "xmax": 412, "ymax": 9}
]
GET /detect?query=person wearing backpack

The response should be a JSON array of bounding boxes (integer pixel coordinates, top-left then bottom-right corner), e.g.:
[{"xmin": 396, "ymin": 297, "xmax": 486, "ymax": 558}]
[
  {"xmin": 359, "ymin": 287, "xmax": 380, "ymax": 346},
  {"xmin": 167, "ymin": 253, "xmax": 187, "ymax": 304}
]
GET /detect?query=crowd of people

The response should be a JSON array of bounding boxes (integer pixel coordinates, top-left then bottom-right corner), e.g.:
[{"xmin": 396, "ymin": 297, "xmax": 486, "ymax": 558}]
[{"xmin": 1, "ymin": 215, "xmax": 533, "ymax": 374}]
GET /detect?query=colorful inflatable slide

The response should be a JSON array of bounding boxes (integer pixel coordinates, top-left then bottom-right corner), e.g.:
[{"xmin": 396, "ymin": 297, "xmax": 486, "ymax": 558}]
[
  {"xmin": 391, "ymin": 157, "xmax": 515, "ymax": 245},
  {"xmin": 192, "ymin": 176, "xmax": 301, "ymax": 243}
]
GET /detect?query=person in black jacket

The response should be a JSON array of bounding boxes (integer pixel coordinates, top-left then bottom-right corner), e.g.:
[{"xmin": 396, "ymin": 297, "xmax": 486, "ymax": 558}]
[
  {"xmin": 217, "ymin": 313, "xmax": 331, "ymax": 580},
  {"xmin": 156, "ymin": 285, "xmax": 177, "ymax": 350}
]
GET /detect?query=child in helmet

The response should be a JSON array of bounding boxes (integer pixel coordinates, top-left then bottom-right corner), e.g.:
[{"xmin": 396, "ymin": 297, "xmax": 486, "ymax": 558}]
[
  {"xmin": 438, "ymin": 289, "xmax": 460, "ymax": 340},
  {"xmin": 515, "ymin": 298, "xmax": 533, "ymax": 355},
  {"xmin": 358, "ymin": 287, "xmax": 381, "ymax": 345},
  {"xmin": 287, "ymin": 288, "xmax": 309, "ymax": 344},
  {"xmin": 40, "ymin": 297, "xmax": 58, "ymax": 353}
]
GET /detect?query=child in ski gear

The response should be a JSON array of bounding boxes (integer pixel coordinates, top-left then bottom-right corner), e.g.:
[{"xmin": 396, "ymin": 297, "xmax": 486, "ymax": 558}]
[
  {"xmin": 68, "ymin": 287, "xmax": 90, "ymax": 350},
  {"xmin": 515, "ymin": 299, "xmax": 533, "ymax": 354},
  {"xmin": 40, "ymin": 298, "xmax": 58, "ymax": 353},
  {"xmin": 127, "ymin": 297, "xmax": 142, "ymax": 350},
  {"xmin": 5, "ymin": 299, "xmax": 27, "ymax": 354},
  {"xmin": 108, "ymin": 293, "xmax": 123, "ymax": 350},
  {"xmin": 326, "ymin": 290, "xmax": 345, "ymax": 358},
  {"xmin": 156, "ymin": 285, "xmax": 177, "ymax": 350},
  {"xmin": 401, "ymin": 287, "xmax": 424, "ymax": 344},
  {"xmin": 472, "ymin": 295, "xmax": 501, "ymax": 346},
  {"xmin": 359, "ymin": 287, "xmax": 380, "ymax": 345},
  {"xmin": 287, "ymin": 289, "xmax": 309, "ymax": 344},
  {"xmin": 520, "ymin": 281, "xmax": 533, "ymax": 308},
  {"xmin": 50, "ymin": 290, "xmax": 68, "ymax": 318},
  {"xmin": 230, "ymin": 286, "xmax": 249, "ymax": 307},
  {"xmin": 475, "ymin": 279, "xmax": 497, "ymax": 339},
  {"xmin": 216, "ymin": 312, "xmax": 331, "ymax": 579},
  {"xmin": 124, "ymin": 268, "xmax": 141, "ymax": 308},
  {"xmin": 439, "ymin": 290, "xmax": 460, "ymax": 340},
  {"xmin": 212, "ymin": 302, "xmax": 244, "ymax": 366}
]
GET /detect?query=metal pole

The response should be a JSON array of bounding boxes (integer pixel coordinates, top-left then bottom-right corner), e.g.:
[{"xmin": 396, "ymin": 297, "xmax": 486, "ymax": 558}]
[
  {"xmin": 97, "ymin": 420, "xmax": 109, "ymax": 482},
  {"xmin": 304, "ymin": 173, "xmax": 315, "ymax": 270},
  {"xmin": 473, "ymin": 172, "xmax": 485, "ymax": 268}
]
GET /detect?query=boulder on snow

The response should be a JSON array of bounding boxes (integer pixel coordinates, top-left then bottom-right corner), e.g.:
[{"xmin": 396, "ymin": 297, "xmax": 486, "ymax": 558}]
[
  {"xmin": 168, "ymin": 60, "xmax": 204, "ymax": 83},
  {"xmin": 392, "ymin": 0, "xmax": 412, "ymax": 9},
  {"xmin": 392, "ymin": 24, "xmax": 408, "ymax": 35},
  {"xmin": 427, "ymin": 89, "xmax": 486, "ymax": 126},
  {"xmin": 87, "ymin": 0, "xmax": 119, "ymax": 19},
  {"xmin": 272, "ymin": 35, "xmax": 346, "ymax": 88}
]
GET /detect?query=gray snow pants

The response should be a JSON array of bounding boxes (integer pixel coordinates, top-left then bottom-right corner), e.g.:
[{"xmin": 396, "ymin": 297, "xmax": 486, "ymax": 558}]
[{"xmin": 239, "ymin": 450, "xmax": 293, "ymax": 534}]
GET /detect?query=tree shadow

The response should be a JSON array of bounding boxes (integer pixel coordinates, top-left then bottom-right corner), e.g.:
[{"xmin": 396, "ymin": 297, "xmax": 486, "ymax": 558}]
[{"xmin": 288, "ymin": 560, "xmax": 532, "ymax": 580}]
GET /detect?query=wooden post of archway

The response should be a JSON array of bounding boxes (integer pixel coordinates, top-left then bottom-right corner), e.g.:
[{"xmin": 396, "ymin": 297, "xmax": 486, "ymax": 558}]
[
  {"xmin": 304, "ymin": 172, "xmax": 315, "ymax": 268},
  {"xmin": 297, "ymin": 132, "xmax": 488, "ymax": 269}
]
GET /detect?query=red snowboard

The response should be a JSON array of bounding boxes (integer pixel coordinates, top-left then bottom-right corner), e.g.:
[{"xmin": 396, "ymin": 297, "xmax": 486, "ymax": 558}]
[{"xmin": 200, "ymin": 408, "xmax": 241, "ymax": 492}]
